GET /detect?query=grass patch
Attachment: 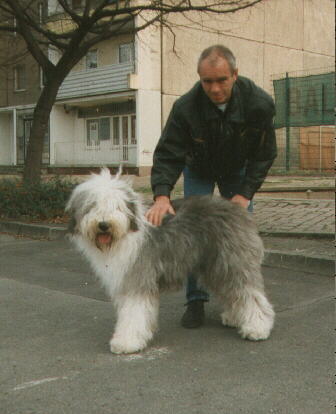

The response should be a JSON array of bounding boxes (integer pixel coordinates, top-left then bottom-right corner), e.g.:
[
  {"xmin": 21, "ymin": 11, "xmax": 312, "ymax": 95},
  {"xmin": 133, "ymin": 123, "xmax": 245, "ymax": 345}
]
[{"xmin": 0, "ymin": 178, "xmax": 76, "ymax": 222}]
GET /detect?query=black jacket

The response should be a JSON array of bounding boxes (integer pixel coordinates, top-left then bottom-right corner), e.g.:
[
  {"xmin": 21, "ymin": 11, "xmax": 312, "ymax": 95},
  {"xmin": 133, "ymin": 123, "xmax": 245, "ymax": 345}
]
[{"xmin": 151, "ymin": 76, "xmax": 277, "ymax": 200}]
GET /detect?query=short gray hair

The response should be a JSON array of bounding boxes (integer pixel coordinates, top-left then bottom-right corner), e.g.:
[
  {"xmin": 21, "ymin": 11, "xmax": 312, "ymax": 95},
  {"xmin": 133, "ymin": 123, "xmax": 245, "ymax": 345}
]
[{"xmin": 197, "ymin": 45, "xmax": 237, "ymax": 74}]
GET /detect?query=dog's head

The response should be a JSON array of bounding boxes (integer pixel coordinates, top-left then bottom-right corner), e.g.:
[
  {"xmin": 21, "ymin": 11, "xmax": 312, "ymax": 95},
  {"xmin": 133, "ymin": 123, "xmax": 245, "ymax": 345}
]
[{"xmin": 66, "ymin": 168, "xmax": 143, "ymax": 251}]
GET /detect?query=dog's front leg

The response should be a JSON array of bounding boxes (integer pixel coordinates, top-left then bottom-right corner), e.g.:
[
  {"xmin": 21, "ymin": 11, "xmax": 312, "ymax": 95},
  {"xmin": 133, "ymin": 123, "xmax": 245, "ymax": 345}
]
[{"xmin": 110, "ymin": 295, "xmax": 159, "ymax": 354}]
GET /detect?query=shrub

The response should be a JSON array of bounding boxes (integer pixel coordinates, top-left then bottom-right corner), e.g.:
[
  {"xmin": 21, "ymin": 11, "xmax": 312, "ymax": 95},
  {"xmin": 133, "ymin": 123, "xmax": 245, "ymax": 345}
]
[{"xmin": 0, "ymin": 178, "xmax": 76, "ymax": 221}]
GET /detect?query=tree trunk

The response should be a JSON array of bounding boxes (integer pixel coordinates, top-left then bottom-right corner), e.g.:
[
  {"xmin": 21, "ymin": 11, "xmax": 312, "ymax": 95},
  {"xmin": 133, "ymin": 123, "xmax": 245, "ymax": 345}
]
[{"xmin": 23, "ymin": 76, "xmax": 63, "ymax": 185}]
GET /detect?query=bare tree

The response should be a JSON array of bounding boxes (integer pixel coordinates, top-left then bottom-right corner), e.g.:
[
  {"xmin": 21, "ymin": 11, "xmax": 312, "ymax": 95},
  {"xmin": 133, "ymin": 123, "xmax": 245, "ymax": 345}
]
[{"xmin": 0, "ymin": 0, "xmax": 264, "ymax": 184}]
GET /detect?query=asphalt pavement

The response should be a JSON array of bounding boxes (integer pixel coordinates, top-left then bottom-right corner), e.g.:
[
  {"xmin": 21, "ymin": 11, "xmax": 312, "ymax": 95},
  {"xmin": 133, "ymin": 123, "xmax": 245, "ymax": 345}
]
[{"xmin": 0, "ymin": 234, "xmax": 333, "ymax": 414}]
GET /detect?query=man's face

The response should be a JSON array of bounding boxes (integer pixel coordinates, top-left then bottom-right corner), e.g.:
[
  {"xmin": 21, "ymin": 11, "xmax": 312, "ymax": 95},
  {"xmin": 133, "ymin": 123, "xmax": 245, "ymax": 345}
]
[{"xmin": 198, "ymin": 57, "xmax": 238, "ymax": 105}]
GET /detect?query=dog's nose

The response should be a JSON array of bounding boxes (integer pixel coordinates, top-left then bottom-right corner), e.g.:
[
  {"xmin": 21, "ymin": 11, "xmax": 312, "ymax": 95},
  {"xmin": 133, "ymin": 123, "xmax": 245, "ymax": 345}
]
[{"xmin": 98, "ymin": 221, "xmax": 110, "ymax": 232}]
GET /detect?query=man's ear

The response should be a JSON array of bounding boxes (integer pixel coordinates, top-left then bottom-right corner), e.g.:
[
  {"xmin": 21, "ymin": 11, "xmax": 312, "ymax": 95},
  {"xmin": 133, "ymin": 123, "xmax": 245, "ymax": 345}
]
[{"xmin": 233, "ymin": 69, "xmax": 238, "ymax": 81}]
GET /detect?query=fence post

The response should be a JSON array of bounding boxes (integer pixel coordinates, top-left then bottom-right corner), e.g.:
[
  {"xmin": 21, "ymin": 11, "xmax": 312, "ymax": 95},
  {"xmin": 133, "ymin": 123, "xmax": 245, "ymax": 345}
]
[
  {"xmin": 285, "ymin": 72, "xmax": 290, "ymax": 171},
  {"xmin": 13, "ymin": 108, "xmax": 17, "ymax": 166}
]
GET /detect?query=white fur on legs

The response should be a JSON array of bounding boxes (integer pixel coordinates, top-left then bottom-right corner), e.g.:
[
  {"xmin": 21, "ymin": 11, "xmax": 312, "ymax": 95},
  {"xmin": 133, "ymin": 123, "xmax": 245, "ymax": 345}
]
[
  {"xmin": 221, "ymin": 288, "xmax": 275, "ymax": 341},
  {"xmin": 221, "ymin": 308, "xmax": 238, "ymax": 328},
  {"xmin": 110, "ymin": 295, "xmax": 159, "ymax": 354}
]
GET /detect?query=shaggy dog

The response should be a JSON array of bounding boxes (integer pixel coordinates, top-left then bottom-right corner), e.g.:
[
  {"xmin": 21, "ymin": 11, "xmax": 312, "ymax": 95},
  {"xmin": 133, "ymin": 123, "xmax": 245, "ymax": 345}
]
[{"xmin": 66, "ymin": 169, "xmax": 274, "ymax": 354}]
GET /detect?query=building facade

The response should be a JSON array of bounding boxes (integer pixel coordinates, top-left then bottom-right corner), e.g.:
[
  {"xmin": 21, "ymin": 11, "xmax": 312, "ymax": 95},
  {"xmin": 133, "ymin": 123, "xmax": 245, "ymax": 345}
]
[{"xmin": 0, "ymin": 0, "xmax": 334, "ymax": 174}]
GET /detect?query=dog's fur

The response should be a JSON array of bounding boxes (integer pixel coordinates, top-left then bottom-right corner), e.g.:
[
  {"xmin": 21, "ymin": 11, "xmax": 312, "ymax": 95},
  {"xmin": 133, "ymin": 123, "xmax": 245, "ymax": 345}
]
[{"xmin": 66, "ymin": 169, "xmax": 274, "ymax": 354}]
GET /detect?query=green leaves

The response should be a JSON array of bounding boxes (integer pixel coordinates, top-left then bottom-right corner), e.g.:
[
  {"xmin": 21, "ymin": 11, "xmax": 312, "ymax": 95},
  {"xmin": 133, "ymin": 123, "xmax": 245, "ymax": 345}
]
[{"xmin": 0, "ymin": 178, "xmax": 76, "ymax": 221}]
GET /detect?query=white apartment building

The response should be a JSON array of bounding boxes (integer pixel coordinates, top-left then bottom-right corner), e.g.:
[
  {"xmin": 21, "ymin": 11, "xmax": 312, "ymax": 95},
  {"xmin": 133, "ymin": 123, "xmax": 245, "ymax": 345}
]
[{"xmin": 0, "ymin": 0, "xmax": 334, "ymax": 174}]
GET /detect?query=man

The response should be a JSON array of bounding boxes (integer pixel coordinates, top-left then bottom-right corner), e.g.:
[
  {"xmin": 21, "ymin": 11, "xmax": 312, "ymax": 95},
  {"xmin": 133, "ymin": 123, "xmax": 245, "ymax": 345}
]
[{"xmin": 145, "ymin": 45, "xmax": 277, "ymax": 328}]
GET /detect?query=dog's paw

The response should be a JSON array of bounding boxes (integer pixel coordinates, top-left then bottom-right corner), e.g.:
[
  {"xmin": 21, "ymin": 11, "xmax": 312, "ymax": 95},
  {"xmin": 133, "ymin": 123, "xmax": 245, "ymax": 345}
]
[
  {"xmin": 109, "ymin": 336, "xmax": 147, "ymax": 354},
  {"xmin": 239, "ymin": 327, "xmax": 270, "ymax": 341},
  {"xmin": 239, "ymin": 319, "xmax": 273, "ymax": 341},
  {"xmin": 220, "ymin": 311, "xmax": 238, "ymax": 328}
]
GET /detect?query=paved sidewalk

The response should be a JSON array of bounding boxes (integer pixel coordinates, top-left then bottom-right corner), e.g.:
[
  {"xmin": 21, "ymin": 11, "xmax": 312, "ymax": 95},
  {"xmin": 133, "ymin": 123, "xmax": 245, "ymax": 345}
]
[{"xmin": 253, "ymin": 198, "xmax": 334, "ymax": 237}]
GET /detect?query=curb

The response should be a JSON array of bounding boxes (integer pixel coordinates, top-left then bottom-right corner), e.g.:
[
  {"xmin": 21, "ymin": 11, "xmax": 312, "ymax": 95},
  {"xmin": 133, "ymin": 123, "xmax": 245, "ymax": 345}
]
[
  {"xmin": 263, "ymin": 250, "xmax": 333, "ymax": 276},
  {"xmin": 0, "ymin": 221, "xmax": 66, "ymax": 240},
  {"xmin": 258, "ymin": 186, "xmax": 335, "ymax": 193},
  {"xmin": 259, "ymin": 231, "xmax": 334, "ymax": 240}
]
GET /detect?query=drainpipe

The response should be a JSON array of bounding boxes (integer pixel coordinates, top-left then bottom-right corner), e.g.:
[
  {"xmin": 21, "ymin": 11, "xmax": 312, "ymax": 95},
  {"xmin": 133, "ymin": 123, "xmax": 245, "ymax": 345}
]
[
  {"xmin": 13, "ymin": 108, "xmax": 17, "ymax": 166},
  {"xmin": 285, "ymin": 72, "xmax": 290, "ymax": 171}
]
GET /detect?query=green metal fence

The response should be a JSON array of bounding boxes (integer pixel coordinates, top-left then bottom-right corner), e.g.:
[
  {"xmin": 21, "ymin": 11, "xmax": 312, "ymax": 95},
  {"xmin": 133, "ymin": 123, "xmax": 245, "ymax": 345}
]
[{"xmin": 271, "ymin": 68, "xmax": 335, "ymax": 174}]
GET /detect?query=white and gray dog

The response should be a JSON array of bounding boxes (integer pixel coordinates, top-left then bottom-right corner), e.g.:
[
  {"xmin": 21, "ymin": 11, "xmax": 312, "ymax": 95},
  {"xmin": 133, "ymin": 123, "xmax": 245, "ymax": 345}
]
[{"xmin": 66, "ymin": 168, "xmax": 274, "ymax": 354}]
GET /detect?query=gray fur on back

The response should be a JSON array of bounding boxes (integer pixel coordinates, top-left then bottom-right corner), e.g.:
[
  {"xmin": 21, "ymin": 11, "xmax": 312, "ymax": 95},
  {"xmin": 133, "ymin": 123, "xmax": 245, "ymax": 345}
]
[{"xmin": 120, "ymin": 195, "xmax": 264, "ymax": 296}]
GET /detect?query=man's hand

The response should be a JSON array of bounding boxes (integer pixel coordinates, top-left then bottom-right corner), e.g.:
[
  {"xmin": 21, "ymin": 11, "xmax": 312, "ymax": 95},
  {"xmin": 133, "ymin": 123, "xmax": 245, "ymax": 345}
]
[
  {"xmin": 230, "ymin": 194, "xmax": 250, "ymax": 209},
  {"xmin": 145, "ymin": 196, "xmax": 176, "ymax": 226}
]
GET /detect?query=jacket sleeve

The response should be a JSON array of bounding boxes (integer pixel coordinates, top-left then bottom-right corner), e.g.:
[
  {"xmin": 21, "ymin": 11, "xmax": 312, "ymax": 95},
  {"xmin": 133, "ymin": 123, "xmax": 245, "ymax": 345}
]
[
  {"xmin": 151, "ymin": 103, "xmax": 189, "ymax": 199},
  {"xmin": 239, "ymin": 113, "xmax": 277, "ymax": 200}
]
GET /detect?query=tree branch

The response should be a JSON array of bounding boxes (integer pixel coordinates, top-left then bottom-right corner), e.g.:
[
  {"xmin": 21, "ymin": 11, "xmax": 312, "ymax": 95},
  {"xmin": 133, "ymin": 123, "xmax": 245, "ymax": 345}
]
[{"xmin": 2, "ymin": 0, "xmax": 55, "ymax": 71}]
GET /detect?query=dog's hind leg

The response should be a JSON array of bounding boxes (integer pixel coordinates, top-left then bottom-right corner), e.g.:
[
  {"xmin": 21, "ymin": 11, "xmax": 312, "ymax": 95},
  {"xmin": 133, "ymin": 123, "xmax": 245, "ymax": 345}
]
[
  {"xmin": 110, "ymin": 294, "xmax": 159, "ymax": 354},
  {"xmin": 220, "ymin": 274, "xmax": 275, "ymax": 341}
]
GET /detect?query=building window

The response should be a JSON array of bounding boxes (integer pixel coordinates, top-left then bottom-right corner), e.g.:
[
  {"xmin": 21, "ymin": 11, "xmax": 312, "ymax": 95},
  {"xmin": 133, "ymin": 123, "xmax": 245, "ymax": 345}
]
[
  {"xmin": 112, "ymin": 117, "xmax": 120, "ymax": 145},
  {"xmin": 122, "ymin": 116, "xmax": 129, "ymax": 161},
  {"xmin": 86, "ymin": 50, "xmax": 98, "ymax": 69},
  {"xmin": 119, "ymin": 43, "xmax": 135, "ymax": 64},
  {"xmin": 99, "ymin": 117, "xmax": 110, "ymax": 141},
  {"xmin": 131, "ymin": 115, "xmax": 136, "ymax": 144},
  {"xmin": 14, "ymin": 65, "xmax": 26, "ymax": 91},
  {"xmin": 38, "ymin": 2, "xmax": 45, "ymax": 23},
  {"xmin": 106, "ymin": 0, "xmax": 130, "ymax": 5},
  {"xmin": 86, "ymin": 115, "xmax": 136, "ymax": 156},
  {"xmin": 87, "ymin": 120, "xmax": 99, "ymax": 146},
  {"xmin": 48, "ymin": 0, "xmax": 63, "ymax": 15},
  {"xmin": 86, "ymin": 118, "xmax": 111, "ymax": 146}
]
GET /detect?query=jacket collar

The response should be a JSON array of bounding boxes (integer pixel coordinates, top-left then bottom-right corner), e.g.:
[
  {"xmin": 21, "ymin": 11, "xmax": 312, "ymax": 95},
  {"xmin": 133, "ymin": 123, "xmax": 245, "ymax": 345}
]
[{"xmin": 199, "ymin": 80, "xmax": 245, "ymax": 124}]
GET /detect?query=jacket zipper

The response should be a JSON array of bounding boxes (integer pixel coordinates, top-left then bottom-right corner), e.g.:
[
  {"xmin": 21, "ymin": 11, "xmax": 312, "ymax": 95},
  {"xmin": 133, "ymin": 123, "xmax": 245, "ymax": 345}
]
[{"xmin": 219, "ymin": 119, "xmax": 224, "ymax": 135}]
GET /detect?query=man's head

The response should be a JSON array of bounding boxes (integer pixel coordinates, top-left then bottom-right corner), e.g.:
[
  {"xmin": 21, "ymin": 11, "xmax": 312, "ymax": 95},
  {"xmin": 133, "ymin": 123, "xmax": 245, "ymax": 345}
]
[{"xmin": 197, "ymin": 45, "xmax": 238, "ymax": 105}]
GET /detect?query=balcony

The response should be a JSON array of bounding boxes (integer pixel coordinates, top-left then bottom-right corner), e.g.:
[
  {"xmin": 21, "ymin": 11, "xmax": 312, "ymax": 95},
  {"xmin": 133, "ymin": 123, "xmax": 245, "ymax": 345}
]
[
  {"xmin": 53, "ymin": 141, "xmax": 137, "ymax": 166},
  {"xmin": 56, "ymin": 61, "xmax": 136, "ymax": 101}
]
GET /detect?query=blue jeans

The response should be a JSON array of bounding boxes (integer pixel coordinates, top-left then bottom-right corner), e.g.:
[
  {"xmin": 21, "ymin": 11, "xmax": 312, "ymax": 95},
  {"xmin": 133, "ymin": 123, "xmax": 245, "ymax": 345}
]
[{"xmin": 183, "ymin": 167, "xmax": 253, "ymax": 303}]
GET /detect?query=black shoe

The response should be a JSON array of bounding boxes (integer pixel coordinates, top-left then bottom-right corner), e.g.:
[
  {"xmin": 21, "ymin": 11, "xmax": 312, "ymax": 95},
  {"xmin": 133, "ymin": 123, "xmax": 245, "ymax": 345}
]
[{"xmin": 181, "ymin": 300, "xmax": 205, "ymax": 329}]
